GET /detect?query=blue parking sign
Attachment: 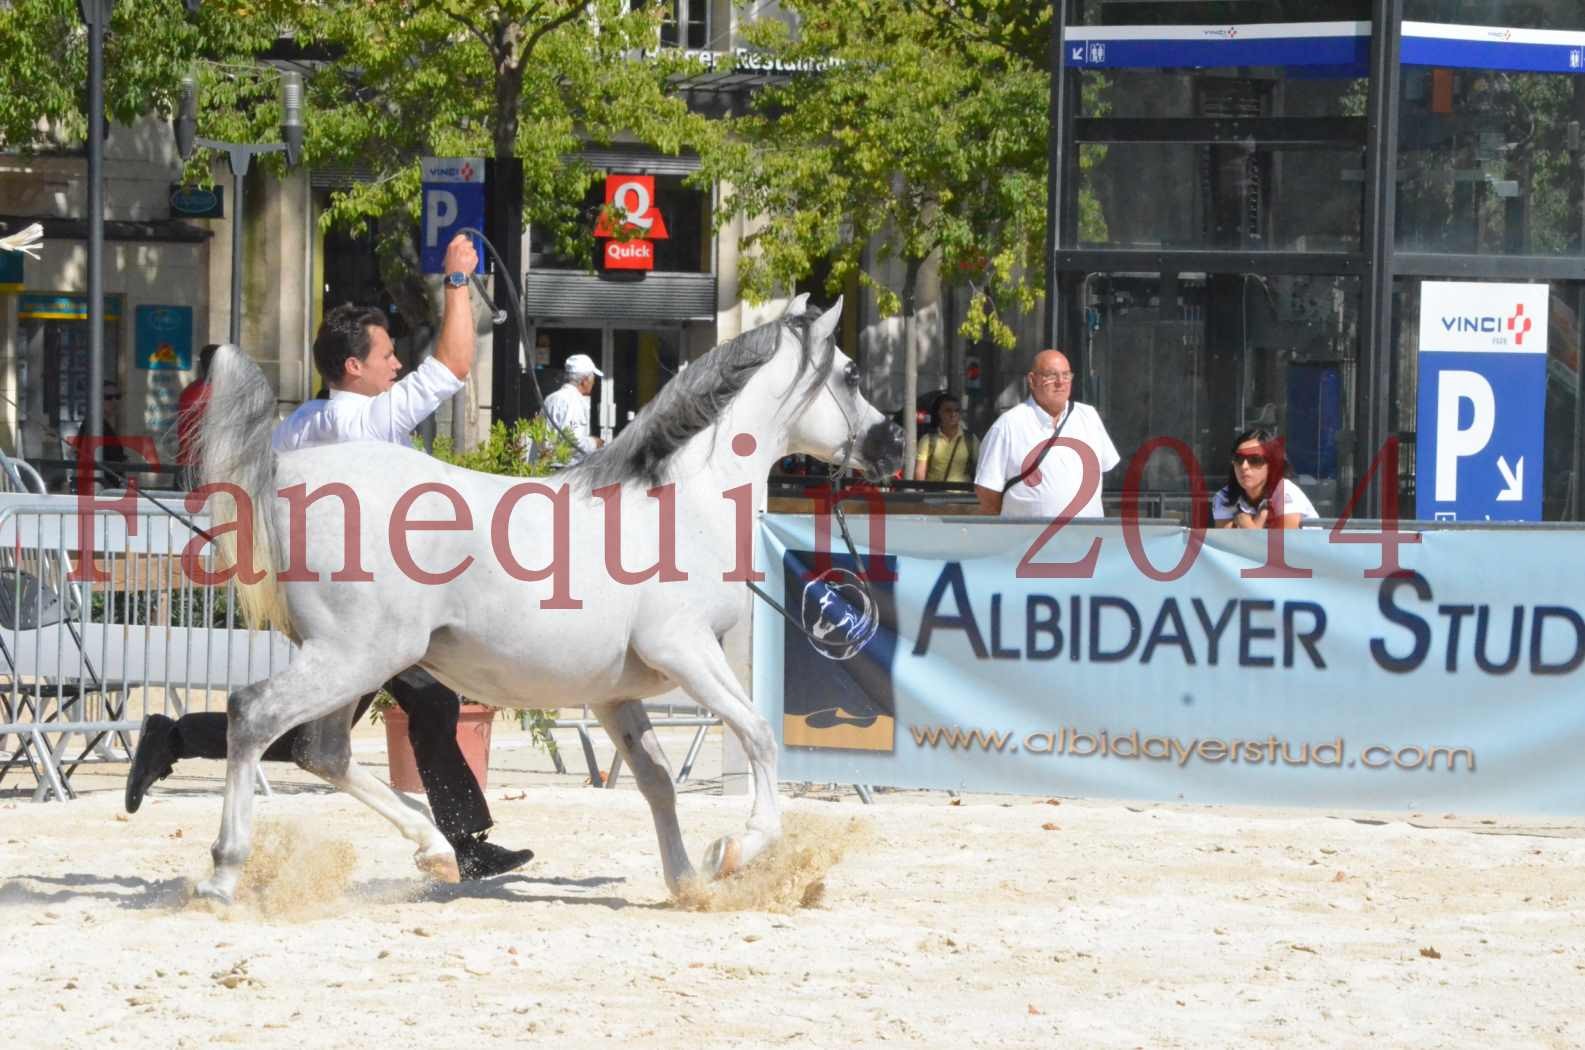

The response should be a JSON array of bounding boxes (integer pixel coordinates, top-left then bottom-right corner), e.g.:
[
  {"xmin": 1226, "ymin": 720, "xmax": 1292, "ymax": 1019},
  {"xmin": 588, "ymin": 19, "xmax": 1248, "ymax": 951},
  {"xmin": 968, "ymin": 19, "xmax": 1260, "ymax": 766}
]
[
  {"xmin": 1416, "ymin": 281, "xmax": 1548, "ymax": 522},
  {"xmin": 419, "ymin": 157, "xmax": 485, "ymax": 274}
]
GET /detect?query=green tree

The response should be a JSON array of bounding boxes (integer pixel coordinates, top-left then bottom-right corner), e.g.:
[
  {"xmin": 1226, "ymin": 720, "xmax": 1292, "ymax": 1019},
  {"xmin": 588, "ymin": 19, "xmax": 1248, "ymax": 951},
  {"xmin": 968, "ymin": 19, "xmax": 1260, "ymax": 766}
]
[
  {"xmin": 700, "ymin": 0, "xmax": 1050, "ymax": 465},
  {"xmin": 205, "ymin": 0, "xmax": 718, "ymax": 330},
  {"xmin": 0, "ymin": 0, "xmax": 275, "ymax": 151}
]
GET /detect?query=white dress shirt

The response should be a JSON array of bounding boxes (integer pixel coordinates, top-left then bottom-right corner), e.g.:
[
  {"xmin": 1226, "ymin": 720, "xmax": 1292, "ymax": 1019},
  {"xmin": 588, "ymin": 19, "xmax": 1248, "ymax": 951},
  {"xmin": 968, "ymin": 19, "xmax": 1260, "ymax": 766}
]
[
  {"xmin": 272, "ymin": 357, "xmax": 464, "ymax": 452},
  {"xmin": 542, "ymin": 382, "xmax": 598, "ymax": 464},
  {"xmin": 975, "ymin": 397, "xmax": 1120, "ymax": 518}
]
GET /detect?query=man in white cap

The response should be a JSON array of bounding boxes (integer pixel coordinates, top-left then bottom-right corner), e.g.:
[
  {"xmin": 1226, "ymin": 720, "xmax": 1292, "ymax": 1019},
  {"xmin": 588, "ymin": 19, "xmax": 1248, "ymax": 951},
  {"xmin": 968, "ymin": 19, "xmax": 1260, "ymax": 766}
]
[{"xmin": 542, "ymin": 352, "xmax": 604, "ymax": 466}]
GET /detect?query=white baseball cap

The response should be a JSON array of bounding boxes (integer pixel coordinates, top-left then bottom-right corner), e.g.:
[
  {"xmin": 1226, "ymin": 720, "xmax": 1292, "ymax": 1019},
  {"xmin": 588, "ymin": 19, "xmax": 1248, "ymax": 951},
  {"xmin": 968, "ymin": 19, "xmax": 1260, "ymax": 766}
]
[{"xmin": 564, "ymin": 353, "xmax": 604, "ymax": 378}]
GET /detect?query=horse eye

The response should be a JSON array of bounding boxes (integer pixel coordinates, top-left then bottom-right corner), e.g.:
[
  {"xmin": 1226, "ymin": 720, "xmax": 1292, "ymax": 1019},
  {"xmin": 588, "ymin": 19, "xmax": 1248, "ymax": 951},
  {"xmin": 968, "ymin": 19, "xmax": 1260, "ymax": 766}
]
[{"xmin": 844, "ymin": 363, "xmax": 861, "ymax": 388}]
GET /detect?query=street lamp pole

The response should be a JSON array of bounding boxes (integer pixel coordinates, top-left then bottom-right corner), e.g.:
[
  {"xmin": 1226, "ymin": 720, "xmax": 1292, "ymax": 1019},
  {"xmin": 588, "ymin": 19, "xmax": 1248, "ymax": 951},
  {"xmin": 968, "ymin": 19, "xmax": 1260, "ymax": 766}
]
[
  {"xmin": 80, "ymin": 0, "xmax": 112, "ymax": 485},
  {"xmin": 175, "ymin": 72, "xmax": 303, "ymax": 346}
]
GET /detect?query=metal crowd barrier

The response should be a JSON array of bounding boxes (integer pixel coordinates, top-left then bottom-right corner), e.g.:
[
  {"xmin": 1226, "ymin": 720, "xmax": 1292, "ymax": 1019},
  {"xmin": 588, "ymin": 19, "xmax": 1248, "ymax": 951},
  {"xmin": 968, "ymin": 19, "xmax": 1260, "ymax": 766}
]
[
  {"xmin": 0, "ymin": 494, "xmax": 293, "ymax": 801},
  {"xmin": 551, "ymin": 699, "xmax": 720, "ymax": 788}
]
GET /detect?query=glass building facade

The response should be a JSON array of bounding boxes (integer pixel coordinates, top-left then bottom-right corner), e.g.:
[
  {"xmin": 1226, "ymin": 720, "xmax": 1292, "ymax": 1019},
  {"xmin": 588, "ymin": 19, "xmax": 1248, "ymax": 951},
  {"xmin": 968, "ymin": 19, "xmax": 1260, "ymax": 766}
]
[{"xmin": 1052, "ymin": 1, "xmax": 1585, "ymax": 520}]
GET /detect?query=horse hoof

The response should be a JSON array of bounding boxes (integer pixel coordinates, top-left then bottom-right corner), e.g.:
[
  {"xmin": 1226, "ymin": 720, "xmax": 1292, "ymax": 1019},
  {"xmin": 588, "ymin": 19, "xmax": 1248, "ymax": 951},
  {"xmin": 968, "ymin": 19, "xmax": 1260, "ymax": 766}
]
[
  {"xmin": 416, "ymin": 848, "xmax": 461, "ymax": 884},
  {"xmin": 703, "ymin": 835, "xmax": 742, "ymax": 880},
  {"xmin": 194, "ymin": 879, "xmax": 234, "ymax": 905}
]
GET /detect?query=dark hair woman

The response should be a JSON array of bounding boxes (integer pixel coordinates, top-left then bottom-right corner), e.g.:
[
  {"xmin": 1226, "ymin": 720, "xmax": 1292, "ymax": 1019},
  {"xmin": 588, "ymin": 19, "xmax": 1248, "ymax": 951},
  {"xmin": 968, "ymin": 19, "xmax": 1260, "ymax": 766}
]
[
  {"xmin": 1212, "ymin": 427, "xmax": 1319, "ymax": 529},
  {"xmin": 913, "ymin": 394, "xmax": 980, "ymax": 483}
]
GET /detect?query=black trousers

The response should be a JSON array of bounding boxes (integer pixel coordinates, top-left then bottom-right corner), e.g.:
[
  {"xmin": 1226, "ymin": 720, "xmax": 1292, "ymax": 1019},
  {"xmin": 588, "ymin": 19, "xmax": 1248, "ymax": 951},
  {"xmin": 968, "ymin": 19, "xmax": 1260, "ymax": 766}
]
[{"xmin": 165, "ymin": 667, "xmax": 492, "ymax": 841}]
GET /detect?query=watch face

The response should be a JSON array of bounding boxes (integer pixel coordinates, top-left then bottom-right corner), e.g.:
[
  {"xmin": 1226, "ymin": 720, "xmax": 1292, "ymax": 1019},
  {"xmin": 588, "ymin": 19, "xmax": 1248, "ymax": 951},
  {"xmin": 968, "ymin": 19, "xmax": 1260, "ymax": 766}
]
[{"xmin": 447, "ymin": 272, "xmax": 467, "ymax": 287}]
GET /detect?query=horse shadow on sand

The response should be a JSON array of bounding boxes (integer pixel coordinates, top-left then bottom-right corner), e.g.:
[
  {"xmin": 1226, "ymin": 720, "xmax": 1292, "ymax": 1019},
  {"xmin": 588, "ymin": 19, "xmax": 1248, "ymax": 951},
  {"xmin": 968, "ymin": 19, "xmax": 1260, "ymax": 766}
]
[{"xmin": 0, "ymin": 870, "xmax": 648, "ymax": 912}]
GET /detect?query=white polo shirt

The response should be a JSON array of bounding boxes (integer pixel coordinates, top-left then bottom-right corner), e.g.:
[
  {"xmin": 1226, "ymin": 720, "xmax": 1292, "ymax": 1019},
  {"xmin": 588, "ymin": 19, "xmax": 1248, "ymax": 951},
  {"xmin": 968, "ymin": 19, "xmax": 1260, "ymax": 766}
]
[
  {"xmin": 542, "ymin": 382, "xmax": 598, "ymax": 464},
  {"xmin": 271, "ymin": 357, "xmax": 463, "ymax": 452},
  {"xmin": 975, "ymin": 397, "xmax": 1120, "ymax": 518}
]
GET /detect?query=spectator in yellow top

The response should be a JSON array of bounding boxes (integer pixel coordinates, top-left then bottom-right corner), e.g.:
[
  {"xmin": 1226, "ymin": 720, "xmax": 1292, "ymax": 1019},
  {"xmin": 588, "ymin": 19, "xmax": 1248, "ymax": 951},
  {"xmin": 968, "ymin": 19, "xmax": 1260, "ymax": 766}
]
[{"xmin": 913, "ymin": 394, "xmax": 980, "ymax": 483}]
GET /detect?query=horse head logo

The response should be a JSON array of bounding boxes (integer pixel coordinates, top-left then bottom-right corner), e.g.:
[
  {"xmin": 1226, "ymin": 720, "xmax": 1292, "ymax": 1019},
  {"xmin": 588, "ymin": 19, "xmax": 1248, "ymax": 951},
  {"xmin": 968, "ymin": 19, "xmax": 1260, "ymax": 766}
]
[{"xmin": 800, "ymin": 567, "xmax": 879, "ymax": 661}]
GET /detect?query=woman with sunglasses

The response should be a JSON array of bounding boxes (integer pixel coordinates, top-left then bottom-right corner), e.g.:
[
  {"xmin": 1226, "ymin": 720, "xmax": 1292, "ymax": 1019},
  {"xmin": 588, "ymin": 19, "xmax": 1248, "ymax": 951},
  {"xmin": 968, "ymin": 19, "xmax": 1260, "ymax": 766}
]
[{"xmin": 1212, "ymin": 427, "xmax": 1319, "ymax": 529}]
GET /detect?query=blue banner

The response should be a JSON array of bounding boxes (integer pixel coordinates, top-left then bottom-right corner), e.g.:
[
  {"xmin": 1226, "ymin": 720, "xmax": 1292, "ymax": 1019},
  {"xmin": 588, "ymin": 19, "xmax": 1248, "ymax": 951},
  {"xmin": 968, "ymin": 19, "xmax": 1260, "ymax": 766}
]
[
  {"xmin": 755, "ymin": 515, "xmax": 1585, "ymax": 815},
  {"xmin": 1062, "ymin": 21, "xmax": 1585, "ymax": 75},
  {"xmin": 1065, "ymin": 22, "xmax": 1368, "ymax": 73}
]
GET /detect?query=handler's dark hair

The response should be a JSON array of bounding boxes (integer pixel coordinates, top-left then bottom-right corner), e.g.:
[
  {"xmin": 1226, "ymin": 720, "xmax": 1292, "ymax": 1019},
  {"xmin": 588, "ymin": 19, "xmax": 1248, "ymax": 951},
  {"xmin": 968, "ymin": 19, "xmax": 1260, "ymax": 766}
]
[{"xmin": 313, "ymin": 303, "xmax": 389, "ymax": 383}]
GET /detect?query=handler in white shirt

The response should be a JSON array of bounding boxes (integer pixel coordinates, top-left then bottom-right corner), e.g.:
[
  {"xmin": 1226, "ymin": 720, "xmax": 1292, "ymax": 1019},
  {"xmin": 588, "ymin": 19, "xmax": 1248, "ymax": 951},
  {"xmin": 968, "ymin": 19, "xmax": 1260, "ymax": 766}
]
[
  {"xmin": 539, "ymin": 352, "xmax": 604, "ymax": 466},
  {"xmin": 273, "ymin": 246, "xmax": 476, "ymax": 451},
  {"xmin": 974, "ymin": 348, "xmax": 1120, "ymax": 518},
  {"xmin": 129, "ymin": 235, "xmax": 535, "ymax": 882}
]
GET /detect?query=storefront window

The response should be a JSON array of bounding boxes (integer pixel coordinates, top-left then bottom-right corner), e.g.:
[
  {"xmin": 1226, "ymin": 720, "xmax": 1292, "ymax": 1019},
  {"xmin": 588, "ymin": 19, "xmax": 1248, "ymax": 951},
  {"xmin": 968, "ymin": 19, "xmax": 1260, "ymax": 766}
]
[
  {"xmin": 14, "ymin": 294, "xmax": 124, "ymax": 464},
  {"xmin": 1075, "ymin": 68, "xmax": 1366, "ymax": 252},
  {"xmin": 1397, "ymin": 68, "xmax": 1585, "ymax": 256},
  {"xmin": 1389, "ymin": 277, "xmax": 1585, "ymax": 519},
  {"xmin": 1082, "ymin": 272, "xmax": 1359, "ymax": 517},
  {"xmin": 1404, "ymin": 2, "xmax": 1585, "ymax": 29}
]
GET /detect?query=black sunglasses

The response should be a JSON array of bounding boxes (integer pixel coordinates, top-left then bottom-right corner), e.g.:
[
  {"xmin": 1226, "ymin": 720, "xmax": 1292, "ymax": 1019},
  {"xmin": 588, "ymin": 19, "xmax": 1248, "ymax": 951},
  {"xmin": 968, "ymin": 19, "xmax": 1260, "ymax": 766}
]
[{"xmin": 1231, "ymin": 453, "xmax": 1267, "ymax": 467}]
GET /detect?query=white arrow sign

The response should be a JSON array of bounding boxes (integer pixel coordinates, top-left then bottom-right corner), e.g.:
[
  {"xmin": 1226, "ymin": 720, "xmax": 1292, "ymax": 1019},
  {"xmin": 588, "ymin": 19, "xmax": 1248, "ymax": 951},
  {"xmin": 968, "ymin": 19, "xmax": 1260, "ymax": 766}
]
[
  {"xmin": 1071, "ymin": 46, "xmax": 1084, "ymax": 61},
  {"xmin": 1496, "ymin": 455, "xmax": 1524, "ymax": 501}
]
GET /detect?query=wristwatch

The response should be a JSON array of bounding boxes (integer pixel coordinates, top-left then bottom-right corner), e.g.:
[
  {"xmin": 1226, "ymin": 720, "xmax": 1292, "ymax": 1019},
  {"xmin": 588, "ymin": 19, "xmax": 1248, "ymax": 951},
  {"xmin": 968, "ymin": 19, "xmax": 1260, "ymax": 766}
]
[{"xmin": 445, "ymin": 271, "xmax": 469, "ymax": 288}]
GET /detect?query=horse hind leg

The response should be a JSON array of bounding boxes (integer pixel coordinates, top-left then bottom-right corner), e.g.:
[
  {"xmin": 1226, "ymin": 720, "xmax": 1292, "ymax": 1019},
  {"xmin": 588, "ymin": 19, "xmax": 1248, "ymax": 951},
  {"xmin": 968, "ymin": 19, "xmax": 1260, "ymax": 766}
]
[
  {"xmin": 290, "ymin": 703, "xmax": 458, "ymax": 884},
  {"xmin": 594, "ymin": 700, "xmax": 693, "ymax": 893},
  {"xmin": 632, "ymin": 625, "xmax": 780, "ymax": 881},
  {"xmin": 197, "ymin": 641, "xmax": 413, "ymax": 902}
]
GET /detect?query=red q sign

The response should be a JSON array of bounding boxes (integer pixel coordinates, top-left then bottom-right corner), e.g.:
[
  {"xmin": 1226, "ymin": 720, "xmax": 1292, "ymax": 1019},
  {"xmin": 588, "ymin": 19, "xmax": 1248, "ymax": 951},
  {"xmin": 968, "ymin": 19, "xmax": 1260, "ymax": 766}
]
[
  {"xmin": 595, "ymin": 174, "xmax": 668, "ymax": 272},
  {"xmin": 594, "ymin": 175, "xmax": 669, "ymax": 239}
]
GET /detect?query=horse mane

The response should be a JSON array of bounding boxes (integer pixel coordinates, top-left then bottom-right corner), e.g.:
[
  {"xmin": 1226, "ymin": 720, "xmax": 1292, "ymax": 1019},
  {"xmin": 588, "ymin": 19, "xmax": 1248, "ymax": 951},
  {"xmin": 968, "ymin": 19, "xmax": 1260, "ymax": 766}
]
[{"xmin": 571, "ymin": 306, "xmax": 834, "ymax": 488}]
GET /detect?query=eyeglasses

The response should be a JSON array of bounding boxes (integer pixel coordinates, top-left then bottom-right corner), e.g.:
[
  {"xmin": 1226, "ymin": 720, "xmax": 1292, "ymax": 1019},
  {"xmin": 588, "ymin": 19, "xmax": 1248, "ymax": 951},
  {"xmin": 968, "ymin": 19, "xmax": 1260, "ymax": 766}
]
[
  {"xmin": 1231, "ymin": 453, "xmax": 1268, "ymax": 468},
  {"xmin": 1030, "ymin": 370, "xmax": 1074, "ymax": 384}
]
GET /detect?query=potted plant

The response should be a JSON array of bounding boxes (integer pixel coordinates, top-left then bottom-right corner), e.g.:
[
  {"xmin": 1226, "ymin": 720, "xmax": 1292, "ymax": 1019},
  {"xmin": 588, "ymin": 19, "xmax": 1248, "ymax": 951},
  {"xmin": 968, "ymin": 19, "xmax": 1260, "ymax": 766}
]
[{"xmin": 369, "ymin": 418, "xmax": 572, "ymax": 791}]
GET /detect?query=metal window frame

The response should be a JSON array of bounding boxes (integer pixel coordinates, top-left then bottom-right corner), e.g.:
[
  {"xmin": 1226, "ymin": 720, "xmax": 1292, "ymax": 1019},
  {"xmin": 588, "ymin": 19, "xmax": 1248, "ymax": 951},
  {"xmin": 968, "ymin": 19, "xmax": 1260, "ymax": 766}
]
[{"xmin": 1045, "ymin": 0, "xmax": 1585, "ymax": 518}]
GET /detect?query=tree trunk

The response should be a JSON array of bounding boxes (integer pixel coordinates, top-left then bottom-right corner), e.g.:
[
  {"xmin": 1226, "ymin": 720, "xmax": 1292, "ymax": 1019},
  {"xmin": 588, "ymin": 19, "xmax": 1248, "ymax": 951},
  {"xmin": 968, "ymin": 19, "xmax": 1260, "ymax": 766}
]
[{"xmin": 902, "ymin": 256, "xmax": 922, "ymax": 475}]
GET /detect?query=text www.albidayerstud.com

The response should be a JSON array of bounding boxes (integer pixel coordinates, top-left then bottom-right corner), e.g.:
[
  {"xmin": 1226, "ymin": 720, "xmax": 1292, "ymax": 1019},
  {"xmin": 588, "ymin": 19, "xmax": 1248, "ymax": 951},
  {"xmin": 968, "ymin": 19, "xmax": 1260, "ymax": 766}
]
[{"xmin": 908, "ymin": 725, "xmax": 1475, "ymax": 772}]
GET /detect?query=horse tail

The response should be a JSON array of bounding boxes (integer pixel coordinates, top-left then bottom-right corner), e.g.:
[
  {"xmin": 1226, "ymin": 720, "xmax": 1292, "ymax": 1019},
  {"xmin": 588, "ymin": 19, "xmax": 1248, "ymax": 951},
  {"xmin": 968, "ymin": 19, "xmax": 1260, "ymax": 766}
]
[{"xmin": 197, "ymin": 344, "xmax": 294, "ymax": 636}]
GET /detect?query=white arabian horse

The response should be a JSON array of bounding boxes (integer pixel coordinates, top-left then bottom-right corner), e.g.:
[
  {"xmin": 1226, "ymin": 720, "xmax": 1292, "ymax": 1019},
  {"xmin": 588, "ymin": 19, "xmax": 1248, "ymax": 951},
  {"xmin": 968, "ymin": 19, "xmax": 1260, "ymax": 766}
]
[{"xmin": 193, "ymin": 296, "xmax": 904, "ymax": 901}]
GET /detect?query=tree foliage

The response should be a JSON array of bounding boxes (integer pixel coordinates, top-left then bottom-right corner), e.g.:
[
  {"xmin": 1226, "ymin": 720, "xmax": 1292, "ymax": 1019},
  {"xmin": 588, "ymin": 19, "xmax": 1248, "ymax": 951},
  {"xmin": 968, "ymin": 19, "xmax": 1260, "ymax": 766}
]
[
  {"xmin": 215, "ymin": 0, "xmax": 717, "ymax": 310},
  {"xmin": 0, "ymin": 0, "xmax": 275, "ymax": 152},
  {"xmin": 702, "ymin": 0, "xmax": 1050, "ymax": 349}
]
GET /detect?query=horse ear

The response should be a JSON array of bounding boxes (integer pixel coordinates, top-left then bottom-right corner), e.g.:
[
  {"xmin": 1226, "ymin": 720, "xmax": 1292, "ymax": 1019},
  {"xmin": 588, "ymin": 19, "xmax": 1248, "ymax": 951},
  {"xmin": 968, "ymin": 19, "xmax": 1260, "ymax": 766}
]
[
  {"xmin": 810, "ymin": 296, "xmax": 843, "ymax": 347},
  {"xmin": 786, "ymin": 292, "xmax": 811, "ymax": 317}
]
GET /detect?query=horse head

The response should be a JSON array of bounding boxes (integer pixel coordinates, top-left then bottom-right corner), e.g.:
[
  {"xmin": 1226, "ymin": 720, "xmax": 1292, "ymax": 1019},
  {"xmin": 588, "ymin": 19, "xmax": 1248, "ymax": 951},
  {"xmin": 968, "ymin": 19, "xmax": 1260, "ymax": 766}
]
[{"xmin": 782, "ymin": 297, "xmax": 905, "ymax": 481}]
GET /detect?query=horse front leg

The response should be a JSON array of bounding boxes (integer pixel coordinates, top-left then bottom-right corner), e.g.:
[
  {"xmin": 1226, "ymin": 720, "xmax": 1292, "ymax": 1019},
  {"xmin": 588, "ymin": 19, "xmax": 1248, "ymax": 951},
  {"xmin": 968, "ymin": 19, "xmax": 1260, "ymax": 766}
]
[{"xmin": 633, "ymin": 626, "xmax": 780, "ymax": 881}]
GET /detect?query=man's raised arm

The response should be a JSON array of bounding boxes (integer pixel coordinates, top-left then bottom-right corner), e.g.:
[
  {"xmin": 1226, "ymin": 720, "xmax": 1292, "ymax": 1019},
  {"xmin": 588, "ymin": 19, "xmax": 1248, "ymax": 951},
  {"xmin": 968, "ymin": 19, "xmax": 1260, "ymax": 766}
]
[{"xmin": 434, "ymin": 234, "xmax": 480, "ymax": 380}]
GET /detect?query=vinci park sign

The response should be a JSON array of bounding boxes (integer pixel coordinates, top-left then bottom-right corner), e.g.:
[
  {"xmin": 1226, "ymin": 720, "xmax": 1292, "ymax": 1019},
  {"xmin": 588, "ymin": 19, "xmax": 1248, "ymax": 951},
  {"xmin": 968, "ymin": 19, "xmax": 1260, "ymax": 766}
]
[{"xmin": 1415, "ymin": 280, "xmax": 1548, "ymax": 522}]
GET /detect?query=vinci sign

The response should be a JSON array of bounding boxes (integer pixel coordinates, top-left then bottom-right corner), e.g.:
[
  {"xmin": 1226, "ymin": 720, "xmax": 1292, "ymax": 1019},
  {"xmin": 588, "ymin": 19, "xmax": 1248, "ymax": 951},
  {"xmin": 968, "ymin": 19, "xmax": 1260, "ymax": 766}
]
[
  {"xmin": 594, "ymin": 174, "xmax": 668, "ymax": 271},
  {"xmin": 1416, "ymin": 281, "xmax": 1548, "ymax": 522}
]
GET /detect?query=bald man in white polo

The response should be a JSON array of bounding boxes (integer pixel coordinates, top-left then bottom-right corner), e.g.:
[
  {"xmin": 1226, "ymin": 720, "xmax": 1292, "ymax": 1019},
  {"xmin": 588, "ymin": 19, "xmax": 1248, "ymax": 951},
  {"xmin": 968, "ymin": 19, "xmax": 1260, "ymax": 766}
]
[{"xmin": 975, "ymin": 349, "xmax": 1119, "ymax": 518}]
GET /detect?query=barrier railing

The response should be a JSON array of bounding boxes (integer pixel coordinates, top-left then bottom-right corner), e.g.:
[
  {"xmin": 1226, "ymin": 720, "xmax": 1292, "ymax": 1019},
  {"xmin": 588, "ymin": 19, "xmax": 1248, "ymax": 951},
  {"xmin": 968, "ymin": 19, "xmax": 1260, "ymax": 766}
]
[
  {"xmin": 551, "ymin": 700, "xmax": 719, "ymax": 788},
  {"xmin": 0, "ymin": 494, "xmax": 293, "ymax": 800}
]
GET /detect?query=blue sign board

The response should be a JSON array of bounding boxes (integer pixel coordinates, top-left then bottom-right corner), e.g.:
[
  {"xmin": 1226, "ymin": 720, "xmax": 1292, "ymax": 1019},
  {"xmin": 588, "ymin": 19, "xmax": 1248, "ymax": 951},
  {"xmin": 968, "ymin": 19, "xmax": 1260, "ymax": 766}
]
[
  {"xmin": 419, "ymin": 157, "xmax": 486, "ymax": 275},
  {"xmin": 1415, "ymin": 281, "xmax": 1548, "ymax": 522},
  {"xmin": 135, "ymin": 304, "xmax": 193, "ymax": 371}
]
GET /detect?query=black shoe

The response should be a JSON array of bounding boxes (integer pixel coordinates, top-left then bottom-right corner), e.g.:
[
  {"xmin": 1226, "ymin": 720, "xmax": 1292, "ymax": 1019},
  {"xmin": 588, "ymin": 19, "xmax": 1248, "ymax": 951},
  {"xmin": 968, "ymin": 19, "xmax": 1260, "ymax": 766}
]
[
  {"xmin": 452, "ymin": 834, "xmax": 534, "ymax": 881},
  {"xmin": 125, "ymin": 714, "xmax": 179, "ymax": 814}
]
